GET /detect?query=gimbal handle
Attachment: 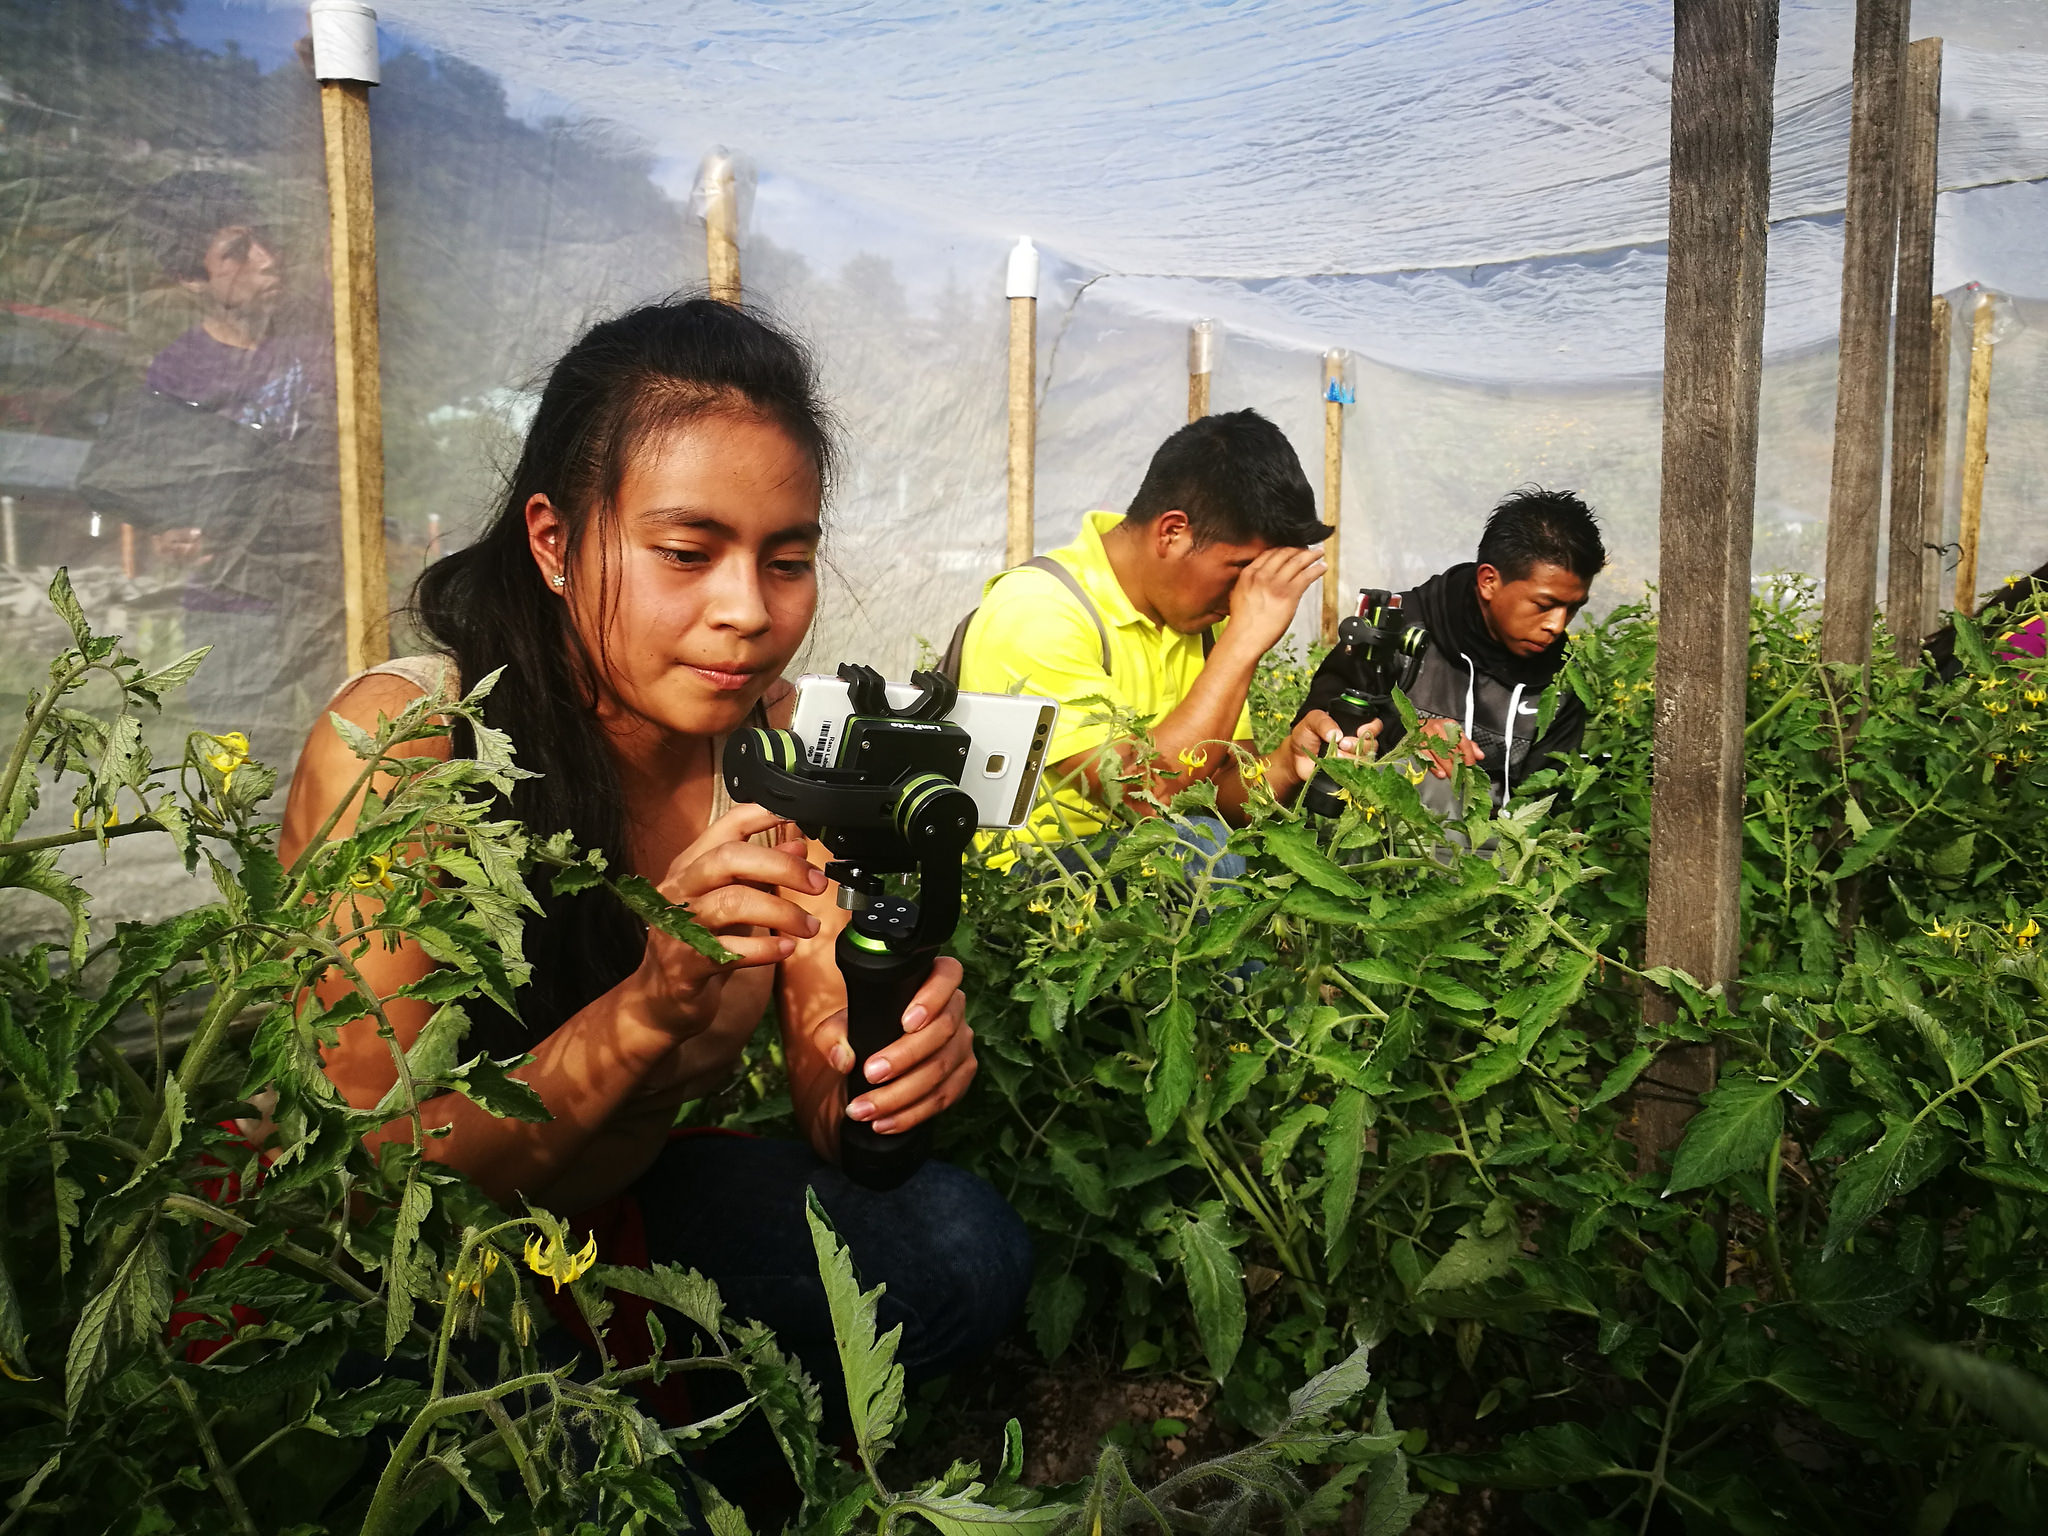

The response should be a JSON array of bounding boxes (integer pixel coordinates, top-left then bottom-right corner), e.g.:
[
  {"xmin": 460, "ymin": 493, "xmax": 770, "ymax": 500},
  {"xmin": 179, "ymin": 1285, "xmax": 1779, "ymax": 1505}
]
[{"xmin": 721, "ymin": 726, "xmax": 979, "ymax": 1190}]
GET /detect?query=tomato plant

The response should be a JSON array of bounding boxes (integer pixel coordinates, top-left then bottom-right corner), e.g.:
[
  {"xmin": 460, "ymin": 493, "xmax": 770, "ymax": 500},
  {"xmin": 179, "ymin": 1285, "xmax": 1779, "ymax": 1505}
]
[{"xmin": 946, "ymin": 580, "xmax": 2048, "ymax": 1533}]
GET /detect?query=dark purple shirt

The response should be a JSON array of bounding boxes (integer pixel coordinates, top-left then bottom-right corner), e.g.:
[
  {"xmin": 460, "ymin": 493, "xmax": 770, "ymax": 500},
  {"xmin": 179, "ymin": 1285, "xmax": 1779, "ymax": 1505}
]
[{"xmin": 145, "ymin": 325, "xmax": 330, "ymax": 440}]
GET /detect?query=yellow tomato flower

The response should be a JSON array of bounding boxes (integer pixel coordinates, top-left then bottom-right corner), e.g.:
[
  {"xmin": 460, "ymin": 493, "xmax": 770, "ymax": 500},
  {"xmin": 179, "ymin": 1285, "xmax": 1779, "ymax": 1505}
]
[
  {"xmin": 1240, "ymin": 758, "xmax": 1267, "ymax": 786},
  {"xmin": 206, "ymin": 730, "xmax": 251, "ymax": 793},
  {"xmin": 2026, "ymin": 689, "xmax": 2047, "ymax": 707},
  {"xmin": 71, "ymin": 801, "xmax": 121, "ymax": 831},
  {"xmin": 2006, "ymin": 917, "xmax": 2040, "ymax": 947},
  {"xmin": 1925, "ymin": 920, "xmax": 1963, "ymax": 942},
  {"xmin": 1176, "ymin": 746, "xmax": 1208, "ymax": 770},
  {"xmin": 524, "ymin": 1230, "xmax": 598, "ymax": 1292},
  {"xmin": 1987, "ymin": 701, "xmax": 2010, "ymax": 715},
  {"xmin": 349, "ymin": 852, "xmax": 395, "ymax": 891},
  {"xmin": 446, "ymin": 1244, "xmax": 501, "ymax": 1301},
  {"xmin": 1027, "ymin": 898, "xmax": 1051, "ymax": 915}
]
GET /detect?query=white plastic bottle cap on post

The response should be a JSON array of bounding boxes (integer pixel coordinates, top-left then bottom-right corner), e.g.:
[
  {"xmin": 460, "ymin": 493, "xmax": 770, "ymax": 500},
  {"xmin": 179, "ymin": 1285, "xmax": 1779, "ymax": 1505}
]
[
  {"xmin": 1189, "ymin": 319, "xmax": 1216, "ymax": 374},
  {"xmin": 1005, "ymin": 238, "xmax": 1039, "ymax": 300},
  {"xmin": 309, "ymin": 0, "xmax": 380, "ymax": 85}
]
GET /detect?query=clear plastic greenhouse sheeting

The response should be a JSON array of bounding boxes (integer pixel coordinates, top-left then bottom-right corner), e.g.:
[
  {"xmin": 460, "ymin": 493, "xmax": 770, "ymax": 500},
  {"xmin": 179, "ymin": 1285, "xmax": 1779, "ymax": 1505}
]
[{"xmin": 5, "ymin": 0, "xmax": 2048, "ymax": 946}]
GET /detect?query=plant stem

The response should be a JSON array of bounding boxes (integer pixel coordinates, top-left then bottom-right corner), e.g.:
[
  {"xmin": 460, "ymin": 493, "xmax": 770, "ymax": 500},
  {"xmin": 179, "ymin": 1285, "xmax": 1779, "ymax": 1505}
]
[
  {"xmin": 1763, "ymin": 1133, "xmax": 1796, "ymax": 1302},
  {"xmin": 1635, "ymin": 1344, "xmax": 1699, "ymax": 1536},
  {"xmin": 359, "ymin": 1372, "xmax": 565, "ymax": 1536},
  {"xmin": 0, "ymin": 658, "xmax": 88, "ymax": 835},
  {"xmin": 168, "ymin": 1373, "xmax": 260, "ymax": 1536},
  {"xmin": 0, "ymin": 816, "xmax": 174, "ymax": 859}
]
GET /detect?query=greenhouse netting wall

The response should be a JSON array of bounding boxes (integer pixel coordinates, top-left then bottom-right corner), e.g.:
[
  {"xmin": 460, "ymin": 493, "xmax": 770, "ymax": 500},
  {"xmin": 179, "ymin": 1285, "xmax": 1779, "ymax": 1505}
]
[{"xmin": 4, "ymin": 0, "xmax": 2048, "ymax": 943}]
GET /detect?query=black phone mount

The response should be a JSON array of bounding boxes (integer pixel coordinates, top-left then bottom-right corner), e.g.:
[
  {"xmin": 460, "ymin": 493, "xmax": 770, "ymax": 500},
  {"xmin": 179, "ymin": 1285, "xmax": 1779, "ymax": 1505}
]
[
  {"xmin": 721, "ymin": 664, "xmax": 979, "ymax": 1191},
  {"xmin": 1303, "ymin": 589, "xmax": 1429, "ymax": 819}
]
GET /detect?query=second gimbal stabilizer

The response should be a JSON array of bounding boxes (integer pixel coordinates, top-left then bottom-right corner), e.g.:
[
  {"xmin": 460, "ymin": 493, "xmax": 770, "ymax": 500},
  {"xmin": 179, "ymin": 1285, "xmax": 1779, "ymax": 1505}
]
[
  {"xmin": 1302, "ymin": 589, "xmax": 1429, "ymax": 819},
  {"xmin": 721, "ymin": 664, "xmax": 979, "ymax": 1192}
]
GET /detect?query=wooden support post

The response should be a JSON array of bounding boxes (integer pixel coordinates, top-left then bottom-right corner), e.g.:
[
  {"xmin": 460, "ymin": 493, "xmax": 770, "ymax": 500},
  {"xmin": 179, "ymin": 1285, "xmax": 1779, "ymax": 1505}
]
[
  {"xmin": 1187, "ymin": 320, "xmax": 1213, "ymax": 423},
  {"xmin": 1320, "ymin": 350, "xmax": 1347, "ymax": 645},
  {"xmin": 1885, "ymin": 37, "xmax": 1942, "ymax": 661},
  {"xmin": 1820, "ymin": 0, "xmax": 1910, "ymax": 671},
  {"xmin": 319, "ymin": 75, "xmax": 389, "ymax": 674},
  {"xmin": 1919, "ymin": 295, "xmax": 1952, "ymax": 639},
  {"xmin": 1005, "ymin": 239, "xmax": 1039, "ymax": 568},
  {"xmin": 1955, "ymin": 290, "xmax": 1996, "ymax": 616},
  {"xmin": 0, "ymin": 496, "xmax": 16, "ymax": 568},
  {"xmin": 702, "ymin": 150, "xmax": 741, "ymax": 305},
  {"xmin": 120, "ymin": 522, "xmax": 136, "ymax": 579},
  {"xmin": 1639, "ymin": 0, "xmax": 1779, "ymax": 1170}
]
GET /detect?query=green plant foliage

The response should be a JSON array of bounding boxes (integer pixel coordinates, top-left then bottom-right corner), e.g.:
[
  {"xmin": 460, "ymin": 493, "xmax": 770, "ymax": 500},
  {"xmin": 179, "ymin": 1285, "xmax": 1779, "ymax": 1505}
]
[
  {"xmin": 0, "ymin": 572, "xmax": 1413, "ymax": 1533},
  {"xmin": 946, "ymin": 579, "xmax": 2048, "ymax": 1532}
]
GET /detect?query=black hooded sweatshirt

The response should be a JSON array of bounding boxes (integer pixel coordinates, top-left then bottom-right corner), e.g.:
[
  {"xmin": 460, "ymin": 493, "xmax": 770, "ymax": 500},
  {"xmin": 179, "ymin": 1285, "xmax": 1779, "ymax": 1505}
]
[{"xmin": 1295, "ymin": 563, "xmax": 1587, "ymax": 816}]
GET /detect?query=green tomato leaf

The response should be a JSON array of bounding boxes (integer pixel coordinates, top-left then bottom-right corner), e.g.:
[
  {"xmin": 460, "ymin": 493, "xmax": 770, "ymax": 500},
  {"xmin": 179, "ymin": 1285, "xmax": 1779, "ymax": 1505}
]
[
  {"xmin": 1416, "ymin": 974, "xmax": 1489, "ymax": 1014},
  {"xmin": 1665, "ymin": 1073, "xmax": 1783, "ymax": 1194},
  {"xmin": 1175, "ymin": 1204, "xmax": 1246, "ymax": 1382},
  {"xmin": 1825, "ymin": 1116, "xmax": 1952, "ymax": 1257},
  {"xmin": 1417, "ymin": 1197, "xmax": 1519, "ymax": 1296},
  {"xmin": 1025, "ymin": 1271, "xmax": 1085, "ymax": 1359},
  {"xmin": 806, "ymin": 1190, "xmax": 905, "ymax": 1471},
  {"xmin": 1263, "ymin": 822, "xmax": 1365, "ymax": 899},
  {"xmin": 1319, "ymin": 1089, "xmax": 1372, "ymax": 1262},
  {"xmin": 65, "ymin": 1232, "xmax": 171, "ymax": 1420},
  {"xmin": 1144, "ymin": 997, "xmax": 1197, "ymax": 1142}
]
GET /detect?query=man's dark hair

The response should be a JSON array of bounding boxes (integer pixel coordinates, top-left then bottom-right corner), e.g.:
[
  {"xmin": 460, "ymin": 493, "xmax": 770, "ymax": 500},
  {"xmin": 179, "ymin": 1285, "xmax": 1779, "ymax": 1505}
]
[
  {"xmin": 1126, "ymin": 408, "xmax": 1330, "ymax": 547},
  {"xmin": 134, "ymin": 172, "xmax": 265, "ymax": 282},
  {"xmin": 1477, "ymin": 487, "xmax": 1607, "ymax": 582}
]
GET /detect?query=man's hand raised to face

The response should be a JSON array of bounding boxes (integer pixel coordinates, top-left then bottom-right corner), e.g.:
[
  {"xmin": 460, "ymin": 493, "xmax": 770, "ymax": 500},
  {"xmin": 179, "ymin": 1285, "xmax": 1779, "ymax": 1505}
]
[{"xmin": 1225, "ymin": 545, "xmax": 1326, "ymax": 654}]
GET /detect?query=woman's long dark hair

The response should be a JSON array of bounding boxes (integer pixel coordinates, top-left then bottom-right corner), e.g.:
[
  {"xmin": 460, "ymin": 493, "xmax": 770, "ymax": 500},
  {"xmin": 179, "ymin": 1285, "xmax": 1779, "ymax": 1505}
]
[{"xmin": 414, "ymin": 297, "xmax": 835, "ymax": 1045}]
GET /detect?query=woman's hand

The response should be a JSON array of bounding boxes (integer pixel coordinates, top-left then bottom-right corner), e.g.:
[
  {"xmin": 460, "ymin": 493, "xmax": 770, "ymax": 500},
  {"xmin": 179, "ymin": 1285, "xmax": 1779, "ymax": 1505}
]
[
  {"xmin": 822, "ymin": 956, "xmax": 979, "ymax": 1137},
  {"xmin": 622, "ymin": 803, "xmax": 827, "ymax": 1043}
]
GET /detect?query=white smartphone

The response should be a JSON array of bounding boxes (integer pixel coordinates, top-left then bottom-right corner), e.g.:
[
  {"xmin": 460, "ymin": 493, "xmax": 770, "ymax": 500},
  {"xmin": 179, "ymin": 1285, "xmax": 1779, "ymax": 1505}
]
[{"xmin": 788, "ymin": 675, "xmax": 1060, "ymax": 831}]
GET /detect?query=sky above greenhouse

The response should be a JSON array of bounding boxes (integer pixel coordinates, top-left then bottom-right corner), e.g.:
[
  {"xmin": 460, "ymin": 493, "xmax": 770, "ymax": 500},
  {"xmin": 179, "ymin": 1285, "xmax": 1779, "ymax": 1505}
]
[{"xmin": 191, "ymin": 0, "xmax": 2048, "ymax": 382}]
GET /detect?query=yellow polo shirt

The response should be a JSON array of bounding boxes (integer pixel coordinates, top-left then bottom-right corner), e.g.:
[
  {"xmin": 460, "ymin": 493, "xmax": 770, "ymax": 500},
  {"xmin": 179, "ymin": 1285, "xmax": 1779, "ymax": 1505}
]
[{"xmin": 959, "ymin": 510, "xmax": 1253, "ymax": 851}]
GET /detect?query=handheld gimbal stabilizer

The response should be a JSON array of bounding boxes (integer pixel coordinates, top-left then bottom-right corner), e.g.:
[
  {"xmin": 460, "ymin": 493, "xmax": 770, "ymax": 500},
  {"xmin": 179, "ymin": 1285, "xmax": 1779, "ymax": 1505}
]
[
  {"xmin": 1302, "ymin": 589, "xmax": 1429, "ymax": 819},
  {"xmin": 721, "ymin": 664, "xmax": 979, "ymax": 1192}
]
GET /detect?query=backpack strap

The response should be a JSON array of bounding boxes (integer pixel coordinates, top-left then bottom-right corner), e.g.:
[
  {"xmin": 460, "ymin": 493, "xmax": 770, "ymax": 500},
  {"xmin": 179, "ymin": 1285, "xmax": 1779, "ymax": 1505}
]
[
  {"xmin": 940, "ymin": 553, "xmax": 1118, "ymax": 685},
  {"xmin": 1017, "ymin": 554, "xmax": 1114, "ymax": 676}
]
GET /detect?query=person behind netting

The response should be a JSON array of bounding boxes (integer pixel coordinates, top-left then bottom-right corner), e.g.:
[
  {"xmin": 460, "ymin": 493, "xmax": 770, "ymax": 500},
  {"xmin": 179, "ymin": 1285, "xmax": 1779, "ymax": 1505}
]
[
  {"xmin": 955, "ymin": 410, "xmax": 1358, "ymax": 872},
  {"xmin": 1297, "ymin": 487, "xmax": 1606, "ymax": 817},
  {"xmin": 76, "ymin": 170, "xmax": 344, "ymax": 760},
  {"xmin": 277, "ymin": 298, "xmax": 1028, "ymax": 1501}
]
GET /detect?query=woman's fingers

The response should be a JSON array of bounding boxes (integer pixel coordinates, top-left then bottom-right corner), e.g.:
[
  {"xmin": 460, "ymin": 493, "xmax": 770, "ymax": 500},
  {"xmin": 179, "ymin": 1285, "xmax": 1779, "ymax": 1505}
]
[
  {"xmin": 684, "ymin": 884, "xmax": 821, "ymax": 943},
  {"xmin": 706, "ymin": 932, "xmax": 801, "ymax": 969},
  {"xmin": 896, "ymin": 955, "xmax": 963, "ymax": 1033},
  {"xmin": 858, "ymin": 991, "xmax": 963, "ymax": 1085},
  {"xmin": 855, "ymin": 1047, "xmax": 979, "ymax": 1134},
  {"xmin": 671, "ymin": 839, "xmax": 827, "ymax": 901}
]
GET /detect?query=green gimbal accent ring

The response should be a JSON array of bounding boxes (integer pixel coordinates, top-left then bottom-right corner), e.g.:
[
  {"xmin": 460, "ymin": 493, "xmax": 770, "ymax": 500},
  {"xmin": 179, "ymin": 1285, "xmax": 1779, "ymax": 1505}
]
[
  {"xmin": 892, "ymin": 773, "xmax": 956, "ymax": 838},
  {"xmin": 748, "ymin": 726, "xmax": 800, "ymax": 772}
]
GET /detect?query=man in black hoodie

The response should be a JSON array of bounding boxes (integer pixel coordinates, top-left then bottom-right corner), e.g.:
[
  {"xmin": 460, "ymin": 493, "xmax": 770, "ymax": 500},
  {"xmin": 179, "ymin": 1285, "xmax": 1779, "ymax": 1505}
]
[{"xmin": 1295, "ymin": 488, "xmax": 1605, "ymax": 817}]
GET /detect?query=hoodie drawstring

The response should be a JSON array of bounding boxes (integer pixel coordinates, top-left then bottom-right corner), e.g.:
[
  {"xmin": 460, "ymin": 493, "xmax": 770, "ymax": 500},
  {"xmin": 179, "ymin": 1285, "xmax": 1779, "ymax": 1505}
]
[
  {"xmin": 1460, "ymin": 653, "xmax": 1527, "ymax": 811},
  {"xmin": 1502, "ymin": 682, "xmax": 1526, "ymax": 810}
]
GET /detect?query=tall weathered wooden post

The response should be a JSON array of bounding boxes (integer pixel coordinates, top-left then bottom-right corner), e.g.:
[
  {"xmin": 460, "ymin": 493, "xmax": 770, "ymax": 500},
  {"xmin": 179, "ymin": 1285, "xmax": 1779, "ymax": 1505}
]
[
  {"xmin": 1919, "ymin": 294, "xmax": 1953, "ymax": 638},
  {"xmin": 1006, "ymin": 239, "xmax": 1039, "ymax": 568},
  {"xmin": 312, "ymin": 0, "xmax": 389, "ymax": 673},
  {"xmin": 1954, "ymin": 290, "xmax": 1998, "ymax": 616},
  {"xmin": 1638, "ymin": 0, "xmax": 1779, "ymax": 1168},
  {"xmin": 1885, "ymin": 37, "xmax": 1943, "ymax": 659},
  {"xmin": 1320, "ymin": 349, "xmax": 1349, "ymax": 646},
  {"xmin": 1820, "ymin": 0, "xmax": 1910, "ymax": 671},
  {"xmin": 1187, "ymin": 320, "xmax": 1214, "ymax": 423},
  {"xmin": 702, "ymin": 149, "xmax": 742, "ymax": 305}
]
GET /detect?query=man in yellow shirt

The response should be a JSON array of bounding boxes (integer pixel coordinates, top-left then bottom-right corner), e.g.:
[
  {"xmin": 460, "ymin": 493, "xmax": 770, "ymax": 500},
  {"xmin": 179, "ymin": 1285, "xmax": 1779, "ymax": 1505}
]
[{"xmin": 959, "ymin": 409, "xmax": 1370, "ymax": 859}]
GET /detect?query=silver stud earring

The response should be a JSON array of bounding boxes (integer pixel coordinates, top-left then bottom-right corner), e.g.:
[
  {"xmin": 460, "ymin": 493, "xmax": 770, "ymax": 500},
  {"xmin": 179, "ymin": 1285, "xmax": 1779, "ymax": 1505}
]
[{"xmin": 552, "ymin": 574, "xmax": 566, "ymax": 589}]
